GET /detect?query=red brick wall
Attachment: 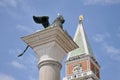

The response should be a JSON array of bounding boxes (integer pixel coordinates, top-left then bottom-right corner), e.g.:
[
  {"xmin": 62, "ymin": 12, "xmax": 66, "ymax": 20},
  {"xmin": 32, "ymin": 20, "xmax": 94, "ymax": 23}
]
[
  {"xmin": 66, "ymin": 60, "xmax": 88, "ymax": 75},
  {"xmin": 90, "ymin": 61, "xmax": 100, "ymax": 78}
]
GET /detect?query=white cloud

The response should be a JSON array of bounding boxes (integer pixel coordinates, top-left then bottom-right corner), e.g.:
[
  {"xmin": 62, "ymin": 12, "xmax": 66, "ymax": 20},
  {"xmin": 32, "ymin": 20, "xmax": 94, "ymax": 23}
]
[
  {"xmin": 11, "ymin": 61, "xmax": 26, "ymax": 69},
  {"xmin": 29, "ymin": 76, "xmax": 37, "ymax": 80},
  {"xmin": 103, "ymin": 44, "xmax": 120, "ymax": 61},
  {"xmin": 117, "ymin": 27, "xmax": 120, "ymax": 38},
  {"xmin": 24, "ymin": 54, "xmax": 38, "ymax": 71},
  {"xmin": 119, "ymin": 27, "xmax": 120, "ymax": 31},
  {"xmin": 0, "ymin": 73, "xmax": 16, "ymax": 80},
  {"xmin": 0, "ymin": 0, "xmax": 17, "ymax": 7},
  {"xmin": 93, "ymin": 34, "xmax": 105, "ymax": 42},
  {"xmin": 21, "ymin": 54, "xmax": 38, "ymax": 79},
  {"xmin": 18, "ymin": 0, "xmax": 37, "ymax": 15},
  {"xmin": 83, "ymin": 0, "xmax": 120, "ymax": 5},
  {"xmin": 93, "ymin": 32, "xmax": 120, "ymax": 61},
  {"xmin": 0, "ymin": 0, "xmax": 37, "ymax": 19},
  {"xmin": 9, "ymin": 48, "xmax": 37, "ymax": 71},
  {"xmin": 117, "ymin": 33, "xmax": 120, "ymax": 38},
  {"xmin": 9, "ymin": 48, "xmax": 22, "ymax": 56},
  {"xmin": 16, "ymin": 24, "xmax": 35, "ymax": 34},
  {"xmin": 105, "ymin": 45, "xmax": 120, "ymax": 54},
  {"xmin": 93, "ymin": 33, "xmax": 110, "ymax": 43}
]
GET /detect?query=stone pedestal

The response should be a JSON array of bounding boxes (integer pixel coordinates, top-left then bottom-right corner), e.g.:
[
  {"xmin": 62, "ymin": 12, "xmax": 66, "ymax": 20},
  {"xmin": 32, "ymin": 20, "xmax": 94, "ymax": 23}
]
[{"xmin": 22, "ymin": 27, "xmax": 78, "ymax": 80}]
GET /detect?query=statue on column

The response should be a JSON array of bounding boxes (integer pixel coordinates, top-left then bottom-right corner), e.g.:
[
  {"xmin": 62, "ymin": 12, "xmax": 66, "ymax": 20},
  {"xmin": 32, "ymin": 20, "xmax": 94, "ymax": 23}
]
[
  {"xmin": 33, "ymin": 13, "xmax": 65, "ymax": 28},
  {"xmin": 18, "ymin": 14, "xmax": 65, "ymax": 57}
]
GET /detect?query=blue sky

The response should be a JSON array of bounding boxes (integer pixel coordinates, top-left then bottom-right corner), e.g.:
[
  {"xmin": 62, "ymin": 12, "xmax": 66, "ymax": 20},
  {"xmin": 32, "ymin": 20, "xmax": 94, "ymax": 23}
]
[{"xmin": 0, "ymin": 0, "xmax": 120, "ymax": 80}]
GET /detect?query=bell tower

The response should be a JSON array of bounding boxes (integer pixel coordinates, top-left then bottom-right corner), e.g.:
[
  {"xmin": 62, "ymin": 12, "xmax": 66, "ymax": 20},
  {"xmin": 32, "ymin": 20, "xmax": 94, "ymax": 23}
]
[{"xmin": 64, "ymin": 15, "xmax": 100, "ymax": 80}]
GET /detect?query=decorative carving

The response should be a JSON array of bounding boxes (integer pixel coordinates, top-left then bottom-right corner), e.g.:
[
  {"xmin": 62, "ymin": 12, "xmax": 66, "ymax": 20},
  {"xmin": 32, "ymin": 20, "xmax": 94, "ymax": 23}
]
[{"xmin": 72, "ymin": 64, "xmax": 82, "ymax": 74}]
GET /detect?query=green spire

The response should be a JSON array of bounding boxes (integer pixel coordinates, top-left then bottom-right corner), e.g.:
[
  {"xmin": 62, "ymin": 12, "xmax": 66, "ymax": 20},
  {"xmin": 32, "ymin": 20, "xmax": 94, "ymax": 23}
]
[{"xmin": 67, "ymin": 15, "xmax": 95, "ymax": 60}]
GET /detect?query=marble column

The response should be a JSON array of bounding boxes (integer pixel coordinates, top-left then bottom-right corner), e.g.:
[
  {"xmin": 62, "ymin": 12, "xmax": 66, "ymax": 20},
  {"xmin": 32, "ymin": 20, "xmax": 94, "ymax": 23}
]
[{"xmin": 22, "ymin": 27, "xmax": 78, "ymax": 80}]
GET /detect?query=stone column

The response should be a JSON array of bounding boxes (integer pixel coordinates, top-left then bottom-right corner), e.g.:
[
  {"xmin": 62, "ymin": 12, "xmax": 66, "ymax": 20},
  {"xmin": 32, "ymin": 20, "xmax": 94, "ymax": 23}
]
[{"xmin": 21, "ymin": 27, "xmax": 78, "ymax": 80}]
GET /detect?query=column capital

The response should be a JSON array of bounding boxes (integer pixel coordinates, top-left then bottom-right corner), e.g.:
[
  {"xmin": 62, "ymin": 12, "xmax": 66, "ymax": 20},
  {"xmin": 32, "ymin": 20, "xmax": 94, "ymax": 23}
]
[
  {"xmin": 21, "ymin": 27, "xmax": 78, "ymax": 63},
  {"xmin": 22, "ymin": 27, "xmax": 78, "ymax": 53}
]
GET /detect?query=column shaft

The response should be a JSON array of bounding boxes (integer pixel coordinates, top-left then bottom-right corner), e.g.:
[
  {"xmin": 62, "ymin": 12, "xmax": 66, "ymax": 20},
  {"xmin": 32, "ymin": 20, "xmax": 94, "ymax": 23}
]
[{"xmin": 38, "ymin": 60, "xmax": 62, "ymax": 80}]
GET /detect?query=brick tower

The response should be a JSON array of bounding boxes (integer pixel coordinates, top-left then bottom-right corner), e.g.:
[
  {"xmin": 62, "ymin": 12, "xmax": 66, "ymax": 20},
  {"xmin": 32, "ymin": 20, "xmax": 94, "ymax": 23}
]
[{"xmin": 64, "ymin": 15, "xmax": 100, "ymax": 80}]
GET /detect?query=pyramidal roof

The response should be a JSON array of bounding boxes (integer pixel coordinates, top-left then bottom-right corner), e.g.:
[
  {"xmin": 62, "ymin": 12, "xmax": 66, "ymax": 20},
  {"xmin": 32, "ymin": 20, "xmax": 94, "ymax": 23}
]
[{"xmin": 67, "ymin": 15, "xmax": 95, "ymax": 60}]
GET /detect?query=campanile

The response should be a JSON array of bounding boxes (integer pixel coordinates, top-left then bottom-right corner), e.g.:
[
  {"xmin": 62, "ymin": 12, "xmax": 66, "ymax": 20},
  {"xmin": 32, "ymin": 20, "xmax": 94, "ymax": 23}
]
[{"xmin": 64, "ymin": 15, "xmax": 100, "ymax": 80}]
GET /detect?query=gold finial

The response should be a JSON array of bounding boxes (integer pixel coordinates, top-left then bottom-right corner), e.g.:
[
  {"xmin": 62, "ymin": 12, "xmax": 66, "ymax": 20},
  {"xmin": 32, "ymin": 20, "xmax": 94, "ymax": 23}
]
[{"xmin": 79, "ymin": 15, "xmax": 84, "ymax": 20}]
